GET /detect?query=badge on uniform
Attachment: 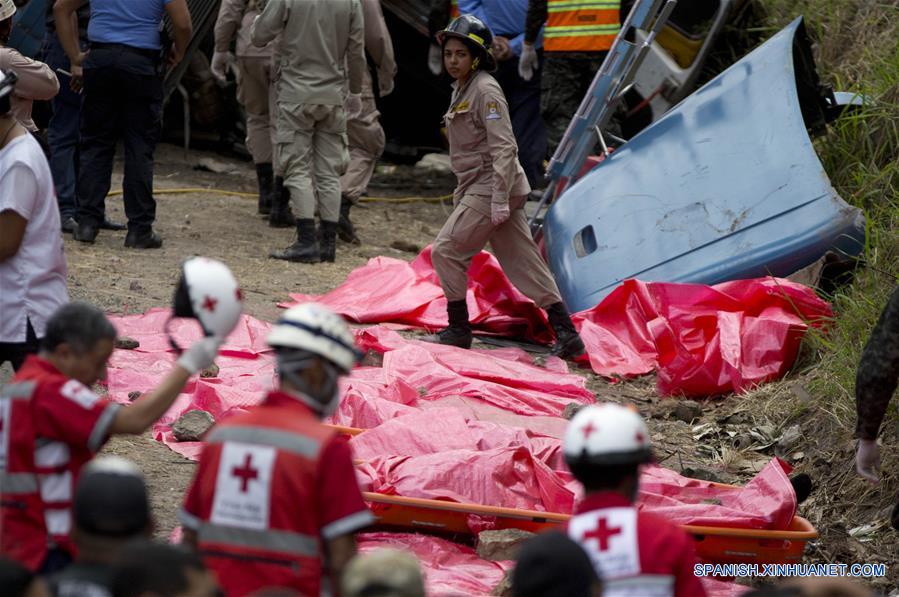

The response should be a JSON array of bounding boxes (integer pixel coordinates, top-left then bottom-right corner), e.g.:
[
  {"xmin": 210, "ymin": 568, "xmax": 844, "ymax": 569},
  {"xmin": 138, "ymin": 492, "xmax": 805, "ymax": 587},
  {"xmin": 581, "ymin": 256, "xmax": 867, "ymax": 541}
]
[
  {"xmin": 454, "ymin": 100, "xmax": 470, "ymax": 113},
  {"xmin": 485, "ymin": 101, "xmax": 501, "ymax": 120}
]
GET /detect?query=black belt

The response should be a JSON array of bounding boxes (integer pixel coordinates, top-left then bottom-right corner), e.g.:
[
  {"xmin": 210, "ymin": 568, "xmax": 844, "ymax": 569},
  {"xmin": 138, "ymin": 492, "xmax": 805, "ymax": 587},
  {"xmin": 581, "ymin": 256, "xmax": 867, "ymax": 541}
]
[{"xmin": 89, "ymin": 42, "xmax": 159, "ymax": 60}]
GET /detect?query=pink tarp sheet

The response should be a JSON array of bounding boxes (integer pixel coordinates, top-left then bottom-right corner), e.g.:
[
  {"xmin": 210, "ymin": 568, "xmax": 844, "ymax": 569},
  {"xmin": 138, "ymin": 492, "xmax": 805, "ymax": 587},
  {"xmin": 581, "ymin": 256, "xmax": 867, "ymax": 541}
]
[
  {"xmin": 104, "ymin": 308, "xmax": 793, "ymax": 594},
  {"xmin": 284, "ymin": 247, "xmax": 832, "ymax": 396}
]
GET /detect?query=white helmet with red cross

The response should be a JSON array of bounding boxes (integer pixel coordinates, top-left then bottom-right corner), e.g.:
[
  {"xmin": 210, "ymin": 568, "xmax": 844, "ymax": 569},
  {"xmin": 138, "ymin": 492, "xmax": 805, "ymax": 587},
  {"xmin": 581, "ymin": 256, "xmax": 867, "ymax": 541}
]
[
  {"xmin": 564, "ymin": 403, "xmax": 652, "ymax": 467},
  {"xmin": 0, "ymin": 0, "xmax": 16, "ymax": 21},
  {"xmin": 171, "ymin": 257, "xmax": 243, "ymax": 339}
]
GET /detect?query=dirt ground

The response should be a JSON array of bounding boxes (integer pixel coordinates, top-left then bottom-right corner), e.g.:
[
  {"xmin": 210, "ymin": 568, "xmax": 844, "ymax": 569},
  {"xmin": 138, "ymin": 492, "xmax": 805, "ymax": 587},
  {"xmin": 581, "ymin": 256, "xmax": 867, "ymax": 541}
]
[{"xmin": 11, "ymin": 142, "xmax": 891, "ymax": 591}]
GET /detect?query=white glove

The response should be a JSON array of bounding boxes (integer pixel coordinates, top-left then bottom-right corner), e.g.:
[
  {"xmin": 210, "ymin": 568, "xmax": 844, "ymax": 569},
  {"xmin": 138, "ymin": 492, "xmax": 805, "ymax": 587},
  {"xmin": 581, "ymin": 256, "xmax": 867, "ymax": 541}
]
[
  {"xmin": 491, "ymin": 202, "xmax": 511, "ymax": 227},
  {"xmin": 518, "ymin": 43, "xmax": 539, "ymax": 82},
  {"xmin": 856, "ymin": 439, "xmax": 881, "ymax": 483},
  {"xmin": 210, "ymin": 51, "xmax": 234, "ymax": 85},
  {"xmin": 346, "ymin": 93, "xmax": 363, "ymax": 120},
  {"xmin": 428, "ymin": 44, "xmax": 443, "ymax": 76},
  {"xmin": 378, "ymin": 71, "xmax": 395, "ymax": 97},
  {"xmin": 177, "ymin": 336, "xmax": 223, "ymax": 375}
]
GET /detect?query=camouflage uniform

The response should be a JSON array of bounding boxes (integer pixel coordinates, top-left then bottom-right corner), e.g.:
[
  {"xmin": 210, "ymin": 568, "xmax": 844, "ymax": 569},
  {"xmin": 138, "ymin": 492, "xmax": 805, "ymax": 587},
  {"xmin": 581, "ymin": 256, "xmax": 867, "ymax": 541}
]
[{"xmin": 855, "ymin": 285, "xmax": 899, "ymax": 440}]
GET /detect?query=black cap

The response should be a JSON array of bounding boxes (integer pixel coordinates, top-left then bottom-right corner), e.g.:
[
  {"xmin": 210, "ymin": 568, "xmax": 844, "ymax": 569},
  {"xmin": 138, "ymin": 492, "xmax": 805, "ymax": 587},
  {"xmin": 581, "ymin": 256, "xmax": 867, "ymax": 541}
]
[
  {"xmin": 74, "ymin": 457, "xmax": 150, "ymax": 537},
  {"xmin": 512, "ymin": 531, "xmax": 600, "ymax": 597}
]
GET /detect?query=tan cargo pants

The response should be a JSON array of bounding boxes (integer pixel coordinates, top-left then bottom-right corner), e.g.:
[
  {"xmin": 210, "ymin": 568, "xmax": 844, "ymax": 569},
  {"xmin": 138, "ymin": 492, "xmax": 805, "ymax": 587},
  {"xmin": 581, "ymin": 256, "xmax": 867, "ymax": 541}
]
[
  {"xmin": 276, "ymin": 103, "xmax": 349, "ymax": 222},
  {"xmin": 431, "ymin": 193, "xmax": 563, "ymax": 307},
  {"xmin": 236, "ymin": 56, "xmax": 273, "ymax": 165},
  {"xmin": 340, "ymin": 96, "xmax": 385, "ymax": 202}
]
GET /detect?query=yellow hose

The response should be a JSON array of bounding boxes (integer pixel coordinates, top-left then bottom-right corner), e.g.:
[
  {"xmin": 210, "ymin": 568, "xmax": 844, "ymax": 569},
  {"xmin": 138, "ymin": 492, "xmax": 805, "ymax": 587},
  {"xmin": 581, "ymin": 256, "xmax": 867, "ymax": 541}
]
[{"xmin": 105, "ymin": 187, "xmax": 452, "ymax": 204}]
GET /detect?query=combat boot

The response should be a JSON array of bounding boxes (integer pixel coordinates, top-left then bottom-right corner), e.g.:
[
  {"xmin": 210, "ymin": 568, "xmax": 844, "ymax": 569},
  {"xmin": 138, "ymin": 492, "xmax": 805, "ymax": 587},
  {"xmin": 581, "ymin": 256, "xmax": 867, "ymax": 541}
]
[
  {"xmin": 546, "ymin": 302, "xmax": 586, "ymax": 359},
  {"xmin": 421, "ymin": 299, "xmax": 472, "ymax": 349},
  {"xmin": 320, "ymin": 220, "xmax": 337, "ymax": 263},
  {"xmin": 337, "ymin": 194, "xmax": 360, "ymax": 244},
  {"xmin": 269, "ymin": 219, "xmax": 320, "ymax": 263},
  {"xmin": 256, "ymin": 162, "xmax": 273, "ymax": 215},
  {"xmin": 269, "ymin": 176, "xmax": 296, "ymax": 228}
]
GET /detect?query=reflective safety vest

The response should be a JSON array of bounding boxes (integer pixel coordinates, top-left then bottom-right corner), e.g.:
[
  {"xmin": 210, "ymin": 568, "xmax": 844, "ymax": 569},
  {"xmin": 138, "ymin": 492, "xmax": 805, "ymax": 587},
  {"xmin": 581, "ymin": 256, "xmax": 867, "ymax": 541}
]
[
  {"xmin": 0, "ymin": 381, "xmax": 45, "ymax": 571},
  {"xmin": 180, "ymin": 393, "xmax": 373, "ymax": 596},
  {"xmin": 544, "ymin": 0, "xmax": 621, "ymax": 53},
  {"xmin": 450, "ymin": 0, "xmax": 460, "ymax": 20}
]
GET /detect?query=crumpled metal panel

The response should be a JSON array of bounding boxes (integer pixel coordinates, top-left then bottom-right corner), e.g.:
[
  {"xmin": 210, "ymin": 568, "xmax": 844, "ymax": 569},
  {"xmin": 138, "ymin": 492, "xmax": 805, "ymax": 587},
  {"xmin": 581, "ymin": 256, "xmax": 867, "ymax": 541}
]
[{"xmin": 543, "ymin": 17, "xmax": 866, "ymax": 313}]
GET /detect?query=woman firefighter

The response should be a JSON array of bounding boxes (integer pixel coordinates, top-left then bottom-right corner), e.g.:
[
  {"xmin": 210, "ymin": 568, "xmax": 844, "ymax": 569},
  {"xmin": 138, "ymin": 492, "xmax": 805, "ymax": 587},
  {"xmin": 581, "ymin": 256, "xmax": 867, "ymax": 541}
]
[{"xmin": 425, "ymin": 15, "xmax": 585, "ymax": 358}]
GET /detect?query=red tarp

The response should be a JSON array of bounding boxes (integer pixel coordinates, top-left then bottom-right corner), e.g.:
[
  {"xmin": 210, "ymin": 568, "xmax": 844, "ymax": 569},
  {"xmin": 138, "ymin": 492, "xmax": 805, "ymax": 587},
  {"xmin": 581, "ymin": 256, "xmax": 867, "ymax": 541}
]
[
  {"xmin": 284, "ymin": 247, "xmax": 832, "ymax": 396},
  {"xmin": 105, "ymin": 309, "xmax": 786, "ymax": 595}
]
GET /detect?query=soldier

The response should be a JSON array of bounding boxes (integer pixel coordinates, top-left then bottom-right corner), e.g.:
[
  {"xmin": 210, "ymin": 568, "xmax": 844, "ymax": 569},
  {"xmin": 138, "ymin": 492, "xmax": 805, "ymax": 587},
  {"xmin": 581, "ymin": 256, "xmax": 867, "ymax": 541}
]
[
  {"xmin": 252, "ymin": 0, "xmax": 366, "ymax": 264},
  {"xmin": 211, "ymin": 0, "xmax": 276, "ymax": 217},
  {"xmin": 338, "ymin": 0, "xmax": 397, "ymax": 245},
  {"xmin": 519, "ymin": 0, "xmax": 629, "ymax": 153},
  {"xmin": 855, "ymin": 285, "xmax": 899, "ymax": 485},
  {"xmin": 426, "ymin": 15, "xmax": 584, "ymax": 359}
]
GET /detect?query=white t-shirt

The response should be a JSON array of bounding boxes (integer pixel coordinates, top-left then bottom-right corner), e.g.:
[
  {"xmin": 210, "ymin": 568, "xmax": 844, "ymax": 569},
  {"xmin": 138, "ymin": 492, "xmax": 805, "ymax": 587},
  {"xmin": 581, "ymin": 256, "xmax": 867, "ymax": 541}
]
[{"xmin": 0, "ymin": 133, "xmax": 68, "ymax": 343}]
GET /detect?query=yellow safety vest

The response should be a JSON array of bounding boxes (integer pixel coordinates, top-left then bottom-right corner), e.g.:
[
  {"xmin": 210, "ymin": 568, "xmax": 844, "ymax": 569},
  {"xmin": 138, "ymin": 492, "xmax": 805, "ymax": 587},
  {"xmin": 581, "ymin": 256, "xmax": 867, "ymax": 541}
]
[{"xmin": 544, "ymin": 0, "xmax": 621, "ymax": 53}]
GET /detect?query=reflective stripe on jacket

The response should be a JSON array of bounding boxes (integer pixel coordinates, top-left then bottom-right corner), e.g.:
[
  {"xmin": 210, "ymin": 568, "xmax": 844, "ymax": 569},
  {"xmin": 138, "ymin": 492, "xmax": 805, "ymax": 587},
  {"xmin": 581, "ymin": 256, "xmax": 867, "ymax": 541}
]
[{"xmin": 544, "ymin": 0, "xmax": 621, "ymax": 53}]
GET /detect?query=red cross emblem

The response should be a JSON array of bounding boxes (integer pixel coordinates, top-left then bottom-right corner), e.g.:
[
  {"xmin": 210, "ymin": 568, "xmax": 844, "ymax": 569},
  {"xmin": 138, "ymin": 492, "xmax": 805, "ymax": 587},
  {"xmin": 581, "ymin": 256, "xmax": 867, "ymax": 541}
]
[
  {"xmin": 581, "ymin": 421, "xmax": 597, "ymax": 439},
  {"xmin": 202, "ymin": 295, "xmax": 218, "ymax": 313},
  {"xmin": 231, "ymin": 453, "xmax": 259, "ymax": 493},
  {"xmin": 235, "ymin": 288, "xmax": 244, "ymax": 301},
  {"xmin": 584, "ymin": 517, "xmax": 622, "ymax": 551},
  {"xmin": 635, "ymin": 431, "xmax": 645, "ymax": 443}
]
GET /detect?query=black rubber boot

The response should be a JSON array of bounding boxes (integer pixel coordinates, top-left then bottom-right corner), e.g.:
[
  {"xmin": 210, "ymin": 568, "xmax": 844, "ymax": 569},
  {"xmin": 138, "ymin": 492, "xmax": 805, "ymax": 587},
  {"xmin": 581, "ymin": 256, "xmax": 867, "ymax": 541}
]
[
  {"xmin": 269, "ymin": 219, "xmax": 320, "ymax": 263},
  {"xmin": 337, "ymin": 194, "xmax": 360, "ymax": 245},
  {"xmin": 269, "ymin": 176, "xmax": 296, "ymax": 228},
  {"xmin": 320, "ymin": 220, "xmax": 337, "ymax": 263},
  {"xmin": 422, "ymin": 300, "xmax": 472, "ymax": 349},
  {"xmin": 546, "ymin": 302, "xmax": 586, "ymax": 359},
  {"xmin": 256, "ymin": 163, "xmax": 273, "ymax": 215}
]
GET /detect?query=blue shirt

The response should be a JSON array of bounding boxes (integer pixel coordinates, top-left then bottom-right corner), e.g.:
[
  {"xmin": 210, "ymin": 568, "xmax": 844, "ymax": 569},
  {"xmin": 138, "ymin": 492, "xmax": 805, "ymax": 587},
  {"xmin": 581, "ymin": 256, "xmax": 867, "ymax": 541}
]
[
  {"xmin": 458, "ymin": 0, "xmax": 543, "ymax": 56},
  {"xmin": 87, "ymin": 0, "xmax": 173, "ymax": 51}
]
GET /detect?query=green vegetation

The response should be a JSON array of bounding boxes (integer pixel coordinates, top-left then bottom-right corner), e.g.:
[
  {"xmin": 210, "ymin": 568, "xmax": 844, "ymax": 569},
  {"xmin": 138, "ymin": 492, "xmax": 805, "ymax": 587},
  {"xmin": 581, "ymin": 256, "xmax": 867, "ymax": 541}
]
[{"xmin": 748, "ymin": 0, "xmax": 898, "ymax": 585}]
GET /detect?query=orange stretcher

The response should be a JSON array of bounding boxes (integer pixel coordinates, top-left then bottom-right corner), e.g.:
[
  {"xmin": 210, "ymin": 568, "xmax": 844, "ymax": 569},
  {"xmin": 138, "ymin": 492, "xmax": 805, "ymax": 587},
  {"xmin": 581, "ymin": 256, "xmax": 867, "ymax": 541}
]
[{"xmin": 326, "ymin": 425, "xmax": 818, "ymax": 565}]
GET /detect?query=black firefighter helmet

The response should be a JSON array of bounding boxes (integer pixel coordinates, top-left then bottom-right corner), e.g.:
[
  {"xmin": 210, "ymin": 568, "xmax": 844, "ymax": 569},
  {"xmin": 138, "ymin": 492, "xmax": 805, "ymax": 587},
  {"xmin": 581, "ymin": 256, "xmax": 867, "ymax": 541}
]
[{"xmin": 436, "ymin": 15, "xmax": 497, "ymax": 73}]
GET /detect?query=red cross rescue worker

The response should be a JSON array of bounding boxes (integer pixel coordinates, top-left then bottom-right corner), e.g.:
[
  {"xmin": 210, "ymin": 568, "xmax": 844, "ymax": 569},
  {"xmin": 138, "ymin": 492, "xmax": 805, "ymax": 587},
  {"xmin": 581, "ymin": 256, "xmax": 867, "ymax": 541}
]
[
  {"xmin": 211, "ymin": 0, "xmax": 276, "ymax": 217},
  {"xmin": 564, "ymin": 404, "xmax": 707, "ymax": 596},
  {"xmin": 179, "ymin": 303, "xmax": 373, "ymax": 596},
  {"xmin": 426, "ymin": 15, "xmax": 585, "ymax": 358},
  {"xmin": 337, "ymin": 0, "xmax": 397, "ymax": 245},
  {"xmin": 0, "ymin": 258, "xmax": 241, "ymax": 575}
]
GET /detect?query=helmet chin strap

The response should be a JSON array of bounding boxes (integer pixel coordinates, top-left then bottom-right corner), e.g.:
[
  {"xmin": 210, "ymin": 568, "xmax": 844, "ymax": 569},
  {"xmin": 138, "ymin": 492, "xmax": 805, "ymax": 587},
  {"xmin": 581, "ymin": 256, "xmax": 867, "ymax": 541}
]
[{"xmin": 276, "ymin": 352, "xmax": 341, "ymax": 417}]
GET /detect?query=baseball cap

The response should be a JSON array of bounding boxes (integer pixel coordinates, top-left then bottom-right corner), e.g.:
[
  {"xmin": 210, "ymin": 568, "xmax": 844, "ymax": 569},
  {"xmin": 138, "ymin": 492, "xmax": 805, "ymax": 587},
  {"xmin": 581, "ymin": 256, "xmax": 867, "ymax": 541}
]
[
  {"xmin": 512, "ymin": 531, "xmax": 601, "ymax": 597},
  {"xmin": 74, "ymin": 456, "xmax": 150, "ymax": 537},
  {"xmin": 342, "ymin": 549, "xmax": 425, "ymax": 597}
]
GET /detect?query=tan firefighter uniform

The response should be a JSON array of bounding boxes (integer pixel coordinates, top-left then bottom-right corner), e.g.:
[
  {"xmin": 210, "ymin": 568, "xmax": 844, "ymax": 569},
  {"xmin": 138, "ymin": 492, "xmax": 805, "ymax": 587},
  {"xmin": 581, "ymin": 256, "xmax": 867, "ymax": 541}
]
[
  {"xmin": 340, "ymin": 0, "xmax": 396, "ymax": 203},
  {"xmin": 251, "ymin": 0, "xmax": 366, "ymax": 223},
  {"xmin": 432, "ymin": 69, "xmax": 562, "ymax": 307},
  {"xmin": 0, "ymin": 47, "xmax": 59, "ymax": 133},
  {"xmin": 214, "ymin": 0, "xmax": 275, "ymax": 165}
]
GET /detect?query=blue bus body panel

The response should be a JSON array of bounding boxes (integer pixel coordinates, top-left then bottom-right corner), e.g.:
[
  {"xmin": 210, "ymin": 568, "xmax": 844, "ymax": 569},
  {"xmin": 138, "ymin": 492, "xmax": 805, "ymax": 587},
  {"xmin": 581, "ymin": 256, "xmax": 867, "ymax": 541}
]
[{"xmin": 544, "ymin": 18, "xmax": 865, "ymax": 313}]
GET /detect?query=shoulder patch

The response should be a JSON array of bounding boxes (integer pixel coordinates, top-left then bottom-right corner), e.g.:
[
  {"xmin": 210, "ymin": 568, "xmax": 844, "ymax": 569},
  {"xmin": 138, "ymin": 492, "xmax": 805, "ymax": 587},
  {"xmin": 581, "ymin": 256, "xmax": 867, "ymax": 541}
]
[
  {"xmin": 485, "ymin": 100, "xmax": 501, "ymax": 120},
  {"xmin": 60, "ymin": 379, "xmax": 101, "ymax": 409}
]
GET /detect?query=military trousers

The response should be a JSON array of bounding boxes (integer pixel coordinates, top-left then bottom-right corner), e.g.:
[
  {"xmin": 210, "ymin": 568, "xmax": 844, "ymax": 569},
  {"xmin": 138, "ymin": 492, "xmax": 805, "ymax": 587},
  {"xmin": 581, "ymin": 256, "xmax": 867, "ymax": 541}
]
[
  {"xmin": 236, "ymin": 56, "xmax": 273, "ymax": 165},
  {"xmin": 340, "ymin": 96, "xmax": 385, "ymax": 202},
  {"xmin": 276, "ymin": 103, "xmax": 349, "ymax": 222}
]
